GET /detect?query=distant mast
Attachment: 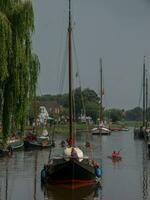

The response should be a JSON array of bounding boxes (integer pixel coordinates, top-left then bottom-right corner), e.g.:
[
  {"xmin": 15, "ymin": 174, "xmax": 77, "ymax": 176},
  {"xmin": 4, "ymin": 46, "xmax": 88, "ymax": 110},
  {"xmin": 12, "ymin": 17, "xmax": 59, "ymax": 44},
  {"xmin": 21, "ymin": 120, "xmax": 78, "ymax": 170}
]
[
  {"xmin": 99, "ymin": 58, "xmax": 103, "ymax": 123},
  {"xmin": 68, "ymin": 0, "xmax": 73, "ymax": 145},
  {"xmin": 145, "ymin": 70, "xmax": 148, "ymax": 128},
  {"xmin": 143, "ymin": 56, "xmax": 146, "ymax": 127}
]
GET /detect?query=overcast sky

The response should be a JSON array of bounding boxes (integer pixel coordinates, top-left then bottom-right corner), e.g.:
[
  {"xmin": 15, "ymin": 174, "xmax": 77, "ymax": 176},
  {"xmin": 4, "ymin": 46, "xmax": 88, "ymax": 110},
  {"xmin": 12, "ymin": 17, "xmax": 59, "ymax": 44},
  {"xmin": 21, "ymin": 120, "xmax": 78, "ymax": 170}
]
[{"xmin": 32, "ymin": 0, "xmax": 150, "ymax": 110}]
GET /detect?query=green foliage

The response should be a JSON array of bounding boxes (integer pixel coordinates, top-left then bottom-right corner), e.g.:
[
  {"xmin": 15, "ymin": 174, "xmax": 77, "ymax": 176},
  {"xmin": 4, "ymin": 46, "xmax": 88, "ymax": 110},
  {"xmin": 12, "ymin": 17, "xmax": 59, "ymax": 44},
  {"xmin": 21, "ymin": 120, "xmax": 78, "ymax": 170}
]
[
  {"xmin": 107, "ymin": 109, "xmax": 123, "ymax": 122},
  {"xmin": 82, "ymin": 88, "xmax": 99, "ymax": 102},
  {"xmin": 0, "ymin": 0, "xmax": 40, "ymax": 141},
  {"xmin": 85, "ymin": 101, "xmax": 99, "ymax": 123},
  {"xmin": 0, "ymin": 12, "xmax": 11, "ymax": 84},
  {"xmin": 37, "ymin": 88, "xmax": 100, "ymax": 122},
  {"xmin": 125, "ymin": 107, "xmax": 142, "ymax": 121}
]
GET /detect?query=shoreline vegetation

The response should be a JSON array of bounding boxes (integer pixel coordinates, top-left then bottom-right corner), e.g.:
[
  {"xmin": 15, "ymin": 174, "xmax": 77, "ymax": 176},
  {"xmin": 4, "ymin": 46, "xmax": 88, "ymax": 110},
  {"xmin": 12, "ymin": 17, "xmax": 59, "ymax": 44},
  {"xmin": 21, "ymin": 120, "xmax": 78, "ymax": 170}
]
[{"xmin": 0, "ymin": 121, "xmax": 141, "ymax": 138}]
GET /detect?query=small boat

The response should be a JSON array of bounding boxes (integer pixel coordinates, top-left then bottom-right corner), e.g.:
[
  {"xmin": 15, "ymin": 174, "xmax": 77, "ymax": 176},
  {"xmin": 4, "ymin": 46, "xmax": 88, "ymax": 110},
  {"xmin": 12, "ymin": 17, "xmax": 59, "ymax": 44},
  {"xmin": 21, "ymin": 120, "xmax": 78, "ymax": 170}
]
[
  {"xmin": 7, "ymin": 138, "xmax": 24, "ymax": 151},
  {"xmin": 24, "ymin": 132, "xmax": 55, "ymax": 150},
  {"xmin": 107, "ymin": 155, "xmax": 122, "ymax": 161},
  {"xmin": 110, "ymin": 127, "xmax": 129, "ymax": 132}
]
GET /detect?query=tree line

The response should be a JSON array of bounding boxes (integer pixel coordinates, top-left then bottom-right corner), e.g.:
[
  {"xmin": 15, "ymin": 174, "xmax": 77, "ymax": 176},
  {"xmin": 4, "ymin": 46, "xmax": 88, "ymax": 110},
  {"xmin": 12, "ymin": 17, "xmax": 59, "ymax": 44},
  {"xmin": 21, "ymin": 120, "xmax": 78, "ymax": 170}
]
[{"xmin": 37, "ymin": 88, "xmax": 145, "ymax": 123}]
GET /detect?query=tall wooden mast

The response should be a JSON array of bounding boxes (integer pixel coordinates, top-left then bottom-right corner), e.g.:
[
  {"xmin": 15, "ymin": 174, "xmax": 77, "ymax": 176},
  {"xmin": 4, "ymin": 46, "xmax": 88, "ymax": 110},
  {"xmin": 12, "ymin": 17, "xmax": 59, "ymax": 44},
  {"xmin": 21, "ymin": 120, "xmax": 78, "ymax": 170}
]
[
  {"xmin": 68, "ymin": 0, "xmax": 73, "ymax": 144},
  {"xmin": 99, "ymin": 58, "xmax": 103, "ymax": 123}
]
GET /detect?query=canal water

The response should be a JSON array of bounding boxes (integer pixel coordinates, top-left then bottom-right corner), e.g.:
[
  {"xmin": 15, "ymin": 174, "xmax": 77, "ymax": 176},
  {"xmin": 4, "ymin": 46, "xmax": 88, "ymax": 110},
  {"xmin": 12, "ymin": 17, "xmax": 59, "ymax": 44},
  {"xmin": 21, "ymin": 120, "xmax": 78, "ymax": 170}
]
[{"xmin": 0, "ymin": 128, "xmax": 150, "ymax": 200}]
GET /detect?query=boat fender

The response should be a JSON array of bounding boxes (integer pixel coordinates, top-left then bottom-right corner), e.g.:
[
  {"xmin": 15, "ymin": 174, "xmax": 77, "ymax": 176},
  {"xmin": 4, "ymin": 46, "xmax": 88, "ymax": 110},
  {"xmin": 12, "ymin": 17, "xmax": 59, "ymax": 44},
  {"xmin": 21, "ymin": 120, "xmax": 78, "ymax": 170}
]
[
  {"xmin": 95, "ymin": 167, "xmax": 102, "ymax": 178},
  {"xmin": 41, "ymin": 169, "xmax": 47, "ymax": 183},
  {"xmin": 41, "ymin": 165, "xmax": 48, "ymax": 183}
]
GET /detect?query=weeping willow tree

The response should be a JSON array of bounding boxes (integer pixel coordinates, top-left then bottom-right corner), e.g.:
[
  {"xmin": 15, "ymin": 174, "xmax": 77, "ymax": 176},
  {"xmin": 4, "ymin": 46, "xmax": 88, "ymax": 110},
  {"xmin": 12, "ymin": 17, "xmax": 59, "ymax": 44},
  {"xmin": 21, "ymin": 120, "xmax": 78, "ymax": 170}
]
[{"xmin": 0, "ymin": 0, "xmax": 40, "ymax": 142}]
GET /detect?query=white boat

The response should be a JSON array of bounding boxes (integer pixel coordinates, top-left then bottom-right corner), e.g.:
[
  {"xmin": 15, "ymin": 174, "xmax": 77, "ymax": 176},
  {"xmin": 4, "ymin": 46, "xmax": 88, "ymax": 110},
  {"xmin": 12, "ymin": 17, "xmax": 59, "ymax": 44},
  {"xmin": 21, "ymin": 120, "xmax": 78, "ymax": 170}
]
[
  {"xmin": 91, "ymin": 58, "xmax": 111, "ymax": 136},
  {"xmin": 91, "ymin": 124, "xmax": 111, "ymax": 135}
]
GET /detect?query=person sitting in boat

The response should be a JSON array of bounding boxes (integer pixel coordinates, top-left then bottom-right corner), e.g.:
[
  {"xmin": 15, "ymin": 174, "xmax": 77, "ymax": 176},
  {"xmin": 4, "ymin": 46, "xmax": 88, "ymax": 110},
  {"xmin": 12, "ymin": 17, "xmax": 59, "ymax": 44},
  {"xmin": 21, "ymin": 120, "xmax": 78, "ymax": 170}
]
[
  {"xmin": 85, "ymin": 141, "xmax": 92, "ymax": 148},
  {"xmin": 112, "ymin": 150, "xmax": 118, "ymax": 158},
  {"xmin": 60, "ymin": 140, "xmax": 66, "ymax": 147},
  {"xmin": 112, "ymin": 150, "xmax": 120, "ymax": 158},
  {"xmin": 66, "ymin": 137, "xmax": 75, "ymax": 146},
  {"xmin": 71, "ymin": 147, "xmax": 79, "ymax": 160},
  {"xmin": 92, "ymin": 160, "xmax": 99, "ymax": 167}
]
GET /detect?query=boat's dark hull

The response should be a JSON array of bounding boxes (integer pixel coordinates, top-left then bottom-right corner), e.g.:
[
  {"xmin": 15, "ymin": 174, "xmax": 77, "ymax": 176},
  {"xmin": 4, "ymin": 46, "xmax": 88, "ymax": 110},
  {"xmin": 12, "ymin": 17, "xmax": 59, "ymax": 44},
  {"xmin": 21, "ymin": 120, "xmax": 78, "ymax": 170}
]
[
  {"xmin": 42, "ymin": 182, "xmax": 101, "ymax": 200},
  {"xmin": 45, "ymin": 158, "xmax": 96, "ymax": 184},
  {"xmin": 24, "ymin": 140, "xmax": 52, "ymax": 150},
  {"xmin": 24, "ymin": 140, "xmax": 42, "ymax": 150},
  {"xmin": 92, "ymin": 131, "xmax": 110, "ymax": 136},
  {"xmin": 0, "ymin": 149, "xmax": 10, "ymax": 157}
]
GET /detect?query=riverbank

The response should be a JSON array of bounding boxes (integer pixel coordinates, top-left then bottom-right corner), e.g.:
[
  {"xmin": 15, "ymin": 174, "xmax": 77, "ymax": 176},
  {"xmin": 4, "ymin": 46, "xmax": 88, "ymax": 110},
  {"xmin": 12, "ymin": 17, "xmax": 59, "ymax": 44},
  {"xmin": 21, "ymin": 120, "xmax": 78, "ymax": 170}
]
[{"xmin": 0, "ymin": 120, "xmax": 141, "ymax": 138}]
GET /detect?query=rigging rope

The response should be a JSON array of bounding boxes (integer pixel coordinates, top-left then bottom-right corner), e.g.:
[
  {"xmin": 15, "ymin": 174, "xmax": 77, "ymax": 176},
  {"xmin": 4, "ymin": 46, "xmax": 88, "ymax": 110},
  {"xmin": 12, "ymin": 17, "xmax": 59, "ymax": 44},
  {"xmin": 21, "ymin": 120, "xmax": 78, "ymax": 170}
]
[
  {"xmin": 58, "ymin": 34, "xmax": 68, "ymax": 95},
  {"xmin": 72, "ymin": 32, "xmax": 93, "ymax": 160}
]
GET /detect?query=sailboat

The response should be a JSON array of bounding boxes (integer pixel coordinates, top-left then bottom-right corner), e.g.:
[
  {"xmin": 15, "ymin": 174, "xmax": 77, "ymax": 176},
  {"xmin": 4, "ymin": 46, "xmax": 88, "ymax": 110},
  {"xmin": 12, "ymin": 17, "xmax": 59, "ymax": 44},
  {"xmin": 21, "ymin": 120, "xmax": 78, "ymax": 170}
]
[
  {"xmin": 91, "ymin": 58, "xmax": 111, "ymax": 136},
  {"xmin": 41, "ymin": 0, "xmax": 102, "ymax": 186},
  {"xmin": 134, "ymin": 56, "xmax": 148, "ymax": 139}
]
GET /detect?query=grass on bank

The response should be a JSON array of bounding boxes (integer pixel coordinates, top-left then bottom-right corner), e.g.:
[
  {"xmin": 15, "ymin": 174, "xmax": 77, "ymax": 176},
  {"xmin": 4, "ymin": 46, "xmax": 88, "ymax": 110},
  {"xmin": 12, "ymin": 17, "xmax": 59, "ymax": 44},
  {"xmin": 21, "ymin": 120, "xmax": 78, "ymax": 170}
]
[{"xmin": 0, "ymin": 120, "xmax": 142, "ymax": 138}]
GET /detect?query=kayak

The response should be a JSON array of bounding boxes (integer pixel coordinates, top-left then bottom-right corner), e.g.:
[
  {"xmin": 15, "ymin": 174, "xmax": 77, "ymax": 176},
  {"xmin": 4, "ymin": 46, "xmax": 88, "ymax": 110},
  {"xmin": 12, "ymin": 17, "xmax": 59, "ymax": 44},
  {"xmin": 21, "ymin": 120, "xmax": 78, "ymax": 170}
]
[{"xmin": 107, "ymin": 155, "xmax": 122, "ymax": 161}]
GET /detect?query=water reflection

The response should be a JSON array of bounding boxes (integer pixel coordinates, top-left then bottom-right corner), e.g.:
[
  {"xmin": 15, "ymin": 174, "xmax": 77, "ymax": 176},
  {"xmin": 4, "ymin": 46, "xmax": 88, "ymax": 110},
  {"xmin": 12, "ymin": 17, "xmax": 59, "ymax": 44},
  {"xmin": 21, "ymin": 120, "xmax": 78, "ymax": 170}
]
[
  {"xmin": 142, "ymin": 142, "xmax": 148, "ymax": 200},
  {"xmin": 0, "ymin": 130, "xmax": 150, "ymax": 200},
  {"xmin": 33, "ymin": 152, "xmax": 38, "ymax": 200},
  {"xmin": 42, "ymin": 183, "xmax": 102, "ymax": 200}
]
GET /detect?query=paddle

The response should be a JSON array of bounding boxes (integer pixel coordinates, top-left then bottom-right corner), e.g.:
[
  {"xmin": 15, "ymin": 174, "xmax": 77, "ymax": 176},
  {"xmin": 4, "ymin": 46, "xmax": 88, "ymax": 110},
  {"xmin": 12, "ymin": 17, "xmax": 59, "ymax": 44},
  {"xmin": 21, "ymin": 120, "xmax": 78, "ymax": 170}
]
[{"xmin": 117, "ymin": 149, "xmax": 123, "ymax": 154}]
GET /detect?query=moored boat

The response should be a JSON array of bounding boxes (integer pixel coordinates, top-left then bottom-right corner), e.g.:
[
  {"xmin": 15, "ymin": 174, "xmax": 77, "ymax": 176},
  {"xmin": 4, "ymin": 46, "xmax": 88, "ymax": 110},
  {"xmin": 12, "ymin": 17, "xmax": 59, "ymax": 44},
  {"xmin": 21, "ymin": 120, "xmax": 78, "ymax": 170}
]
[
  {"xmin": 91, "ymin": 126, "xmax": 111, "ymax": 135},
  {"xmin": 24, "ymin": 137, "xmax": 53, "ymax": 150},
  {"xmin": 24, "ymin": 131, "xmax": 55, "ymax": 150},
  {"xmin": 41, "ymin": 0, "xmax": 102, "ymax": 187},
  {"xmin": 110, "ymin": 127, "xmax": 129, "ymax": 132},
  {"xmin": 7, "ymin": 138, "xmax": 24, "ymax": 151}
]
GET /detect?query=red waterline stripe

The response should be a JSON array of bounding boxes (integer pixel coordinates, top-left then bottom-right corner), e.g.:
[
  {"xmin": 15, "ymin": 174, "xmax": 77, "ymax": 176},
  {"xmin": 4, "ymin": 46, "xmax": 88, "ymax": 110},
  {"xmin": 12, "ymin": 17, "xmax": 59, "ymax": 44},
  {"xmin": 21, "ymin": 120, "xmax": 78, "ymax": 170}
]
[
  {"xmin": 59, "ymin": 182, "xmax": 96, "ymax": 189},
  {"xmin": 55, "ymin": 179, "xmax": 96, "ymax": 184}
]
